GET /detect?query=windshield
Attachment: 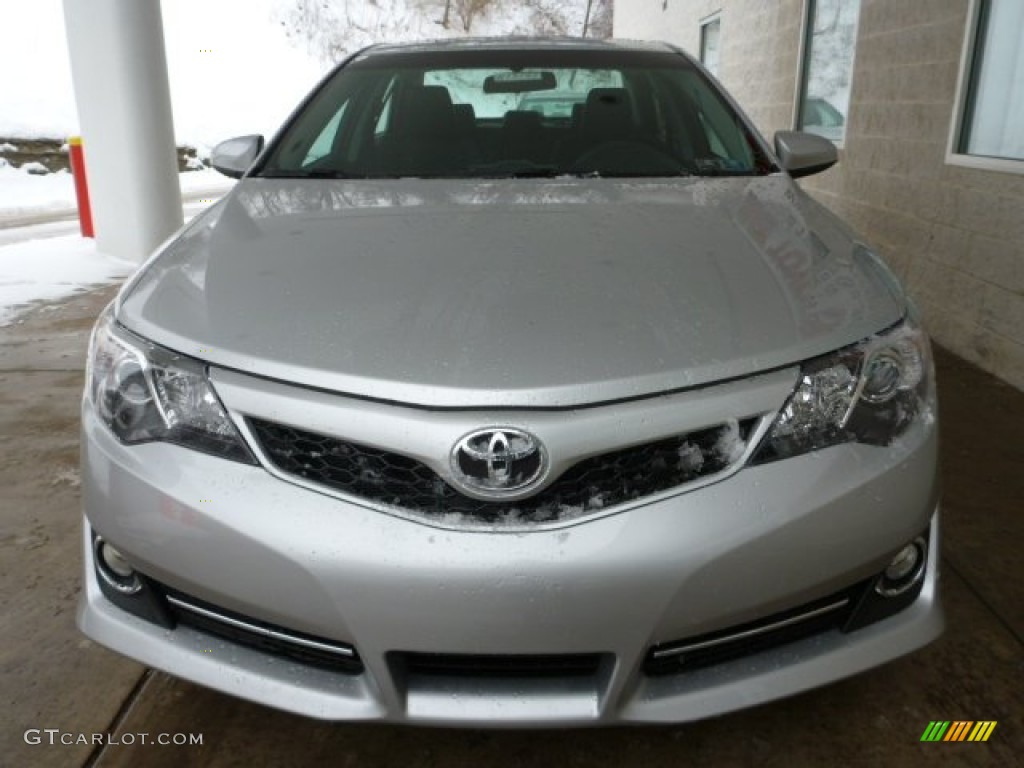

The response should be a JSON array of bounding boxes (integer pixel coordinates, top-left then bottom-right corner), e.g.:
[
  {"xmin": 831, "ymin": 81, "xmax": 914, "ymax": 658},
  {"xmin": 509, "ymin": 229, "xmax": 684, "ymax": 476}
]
[{"xmin": 257, "ymin": 48, "xmax": 777, "ymax": 179}]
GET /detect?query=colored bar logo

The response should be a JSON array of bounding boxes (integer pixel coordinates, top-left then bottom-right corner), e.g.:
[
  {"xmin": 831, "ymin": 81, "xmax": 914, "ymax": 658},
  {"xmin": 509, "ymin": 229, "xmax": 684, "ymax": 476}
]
[{"xmin": 921, "ymin": 721, "xmax": 997, "ymax": 742}]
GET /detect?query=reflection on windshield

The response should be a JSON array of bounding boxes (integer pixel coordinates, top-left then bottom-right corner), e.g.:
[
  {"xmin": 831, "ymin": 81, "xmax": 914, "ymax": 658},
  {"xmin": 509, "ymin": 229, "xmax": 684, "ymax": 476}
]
[
  {"xmin": 232, "ymin": 177, "xmax": 769, "ymax": 220},
  {"xmin": 258, "ymin": 54, "xmax": 776, "ymax": 180}
]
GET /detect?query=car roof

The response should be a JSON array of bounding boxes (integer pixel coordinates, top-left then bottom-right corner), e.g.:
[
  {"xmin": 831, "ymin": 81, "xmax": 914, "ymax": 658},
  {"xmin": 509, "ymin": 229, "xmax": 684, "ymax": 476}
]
[{"xmin": 360, "ymin": 37, "xmax": 679, "ymax": 57}]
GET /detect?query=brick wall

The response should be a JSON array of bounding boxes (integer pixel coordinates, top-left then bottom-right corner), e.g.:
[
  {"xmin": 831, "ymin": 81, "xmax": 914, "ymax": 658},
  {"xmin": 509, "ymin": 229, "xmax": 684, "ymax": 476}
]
[
  {"xmin": 615, "ymin": 0, "xmax": 1024, "ymax": 389},
  {"xmin": 616, "ymin": 1, "xmax": 804, "ymax": 133}
]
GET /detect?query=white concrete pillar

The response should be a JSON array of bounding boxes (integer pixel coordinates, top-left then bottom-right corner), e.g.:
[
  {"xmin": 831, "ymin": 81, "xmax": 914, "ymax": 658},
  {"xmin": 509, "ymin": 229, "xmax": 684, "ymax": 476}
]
[{"xmin": 62, "ymin": 0, "xmax": 183, "ymax": 263}]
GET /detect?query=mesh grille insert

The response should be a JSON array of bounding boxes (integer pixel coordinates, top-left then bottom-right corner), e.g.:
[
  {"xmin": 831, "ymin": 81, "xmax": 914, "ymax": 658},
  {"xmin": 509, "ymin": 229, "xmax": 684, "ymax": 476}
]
[{"xmin": 249, "ymin": 417, "xmax": 756, "ymax": 525}]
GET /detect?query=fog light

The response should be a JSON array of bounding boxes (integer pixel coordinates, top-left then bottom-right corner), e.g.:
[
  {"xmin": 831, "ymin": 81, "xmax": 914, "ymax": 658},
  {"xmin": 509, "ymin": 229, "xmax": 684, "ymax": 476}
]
[
  {"xmin": 875, "ymin": 536, "xmax": 927, "ymax": 597},
  {"xmin": 93, "ymin": 536, "xmax": 142, "ymax": 595}
]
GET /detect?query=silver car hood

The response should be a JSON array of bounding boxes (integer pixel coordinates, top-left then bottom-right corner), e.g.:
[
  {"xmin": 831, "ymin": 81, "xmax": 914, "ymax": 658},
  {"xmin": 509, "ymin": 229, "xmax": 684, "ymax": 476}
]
[{"xmin": 118, "ymin": 176, "xmax": 904, "ymax": 408}]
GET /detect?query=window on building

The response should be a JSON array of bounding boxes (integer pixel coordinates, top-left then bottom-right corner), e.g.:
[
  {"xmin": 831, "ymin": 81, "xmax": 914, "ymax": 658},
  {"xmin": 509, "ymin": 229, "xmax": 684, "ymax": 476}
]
[
  {"xmin": 957, "ymin": 0, "xmax": 1024, "ymax": 163},
  {"xmin": 700, "ymin": 15, "xmax": 721, "ymax": 77},
  {"xmin": 797, "ymin": 0, "xmax": 861, "ymax": 143}
]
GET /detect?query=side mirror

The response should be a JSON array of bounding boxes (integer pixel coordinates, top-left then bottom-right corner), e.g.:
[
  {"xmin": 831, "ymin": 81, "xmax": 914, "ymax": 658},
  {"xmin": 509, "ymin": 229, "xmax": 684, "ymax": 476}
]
[
  {"xmin": 773, "ymin": 131, "xmax": 838, "ymax": 178},
  {"xmin": 210, "ymin": 135, "xmax": 265, "ymax": 179}
]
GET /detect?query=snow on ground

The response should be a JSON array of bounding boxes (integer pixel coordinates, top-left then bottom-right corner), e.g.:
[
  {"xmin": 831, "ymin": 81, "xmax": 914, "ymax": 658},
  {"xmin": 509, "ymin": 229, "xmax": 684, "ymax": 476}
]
[
  {"xmin": 178, "ymin": 168, "xmax": 236, "ymax": 193},
  {"xmin": 0, "ymin": 163, "xmax": 76, "ymax": 219},
  {"xmin": 0, "ymin": 164, "xmax": 234, "ymax": 222},
  {"xmin": 0, "ymin": 235, "xmax": 134, "ymax": 325}
]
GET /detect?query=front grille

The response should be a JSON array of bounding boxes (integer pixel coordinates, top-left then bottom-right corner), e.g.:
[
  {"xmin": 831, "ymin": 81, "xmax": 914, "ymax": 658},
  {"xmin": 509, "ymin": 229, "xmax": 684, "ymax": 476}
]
[
  {"xmin": 249, "ymin": 417, "xmax": 757, "ymax": 525},
  {"xmin": 395, "ymin": 652, "xmax": 604, "ymax": 679},
  {"xmin": 644, "ymin": 582, "xmax": 868, "ymax": 676},
  {"xmin": 160, "ymin": 586, "xmax": 364, "ymax": 674}
]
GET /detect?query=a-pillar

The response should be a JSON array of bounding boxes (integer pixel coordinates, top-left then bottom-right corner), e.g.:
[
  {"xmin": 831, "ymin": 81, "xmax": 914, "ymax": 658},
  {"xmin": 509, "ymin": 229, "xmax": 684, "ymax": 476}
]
[{"xmin": 62, "ymin": 0, "xmax": 183, "ymax": 263}]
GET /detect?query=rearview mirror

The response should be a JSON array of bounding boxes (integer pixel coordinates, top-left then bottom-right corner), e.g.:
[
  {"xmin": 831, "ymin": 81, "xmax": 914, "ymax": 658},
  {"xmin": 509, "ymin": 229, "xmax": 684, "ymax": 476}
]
[
  {"xmin": 773, "ymin": 131, "xmax": 838, "ymax": 178},
  {"xmin": 210, "ymin": 135, "xmax": 265, "ymax": 179},
  {"xmin": 483, "ymin": 71, "xmax": 557, "ymax": 95}
]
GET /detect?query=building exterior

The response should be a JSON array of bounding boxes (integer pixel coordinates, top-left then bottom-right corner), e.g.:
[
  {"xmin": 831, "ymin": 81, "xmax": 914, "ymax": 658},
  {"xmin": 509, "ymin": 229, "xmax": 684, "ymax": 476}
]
[{"xmin": 616, "ymin": 0, "xmax": 1024, "ymax": 389}]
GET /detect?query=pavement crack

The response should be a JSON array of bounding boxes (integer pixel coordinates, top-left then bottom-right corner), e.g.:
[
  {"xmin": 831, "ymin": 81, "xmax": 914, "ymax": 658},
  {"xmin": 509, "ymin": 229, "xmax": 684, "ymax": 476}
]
[
  {"xmin": 942, "ymin": 555, "xmax": 1024, "ymax": 649},
  {"xmin": 81, "ymin": 668, "xmax": 154, "ymax": 768}
]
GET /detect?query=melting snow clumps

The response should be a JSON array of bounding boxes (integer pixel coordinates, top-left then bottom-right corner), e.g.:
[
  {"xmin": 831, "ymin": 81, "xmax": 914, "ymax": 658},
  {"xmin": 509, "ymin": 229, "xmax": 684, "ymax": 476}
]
[
  {"xmin": 677, "ymin": 441, "xmax": 705, "ymax": 473},
  {"xmin": 713, "ymin": 419, "xmax": 747, "ymax": 464}
]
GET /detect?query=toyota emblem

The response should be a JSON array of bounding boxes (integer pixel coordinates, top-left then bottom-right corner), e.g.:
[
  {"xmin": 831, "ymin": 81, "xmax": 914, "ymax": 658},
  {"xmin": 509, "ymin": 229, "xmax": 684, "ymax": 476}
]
[{"xmin": 450, "ymin": 428, "xmax": 547, "ymax": 497}]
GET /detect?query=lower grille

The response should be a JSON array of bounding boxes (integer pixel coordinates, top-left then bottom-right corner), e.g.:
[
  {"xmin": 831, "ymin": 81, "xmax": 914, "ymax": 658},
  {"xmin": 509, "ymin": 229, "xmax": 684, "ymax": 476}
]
[
  {"xmin": 160, "ymin": 586, "xmax": 363, "ymax": 674},
  {"xmin": 644, "ymin": 582, "xmax": 867, "ymax": 676},
  {"xmin": 395, "ymin": 652, "xmax": 604, "ymax": 679},
  {"xmin": 249, "ymin": 417, "xmax": 757, "ymax": 525}
]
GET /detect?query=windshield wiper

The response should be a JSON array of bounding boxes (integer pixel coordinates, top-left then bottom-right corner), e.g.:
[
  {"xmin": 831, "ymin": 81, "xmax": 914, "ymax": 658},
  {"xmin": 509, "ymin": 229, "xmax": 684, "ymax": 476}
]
[
  {"xmin": 256, "ymin": 169, "xmax": 367, "ymax": 179},
  {"xmin": 692, "ymin": 169, "xmax": 760, "ymax": 177},
  {"xmin": 467, "ymin": 162, "xmax": 567, "ymax": 179},
  {"xmin": 484, "ymin": 169, "xmax": 566, "ymax": 179},
  {"xmin": 572, "ymin": 170, "xmax": 694, "ymax": 179}
]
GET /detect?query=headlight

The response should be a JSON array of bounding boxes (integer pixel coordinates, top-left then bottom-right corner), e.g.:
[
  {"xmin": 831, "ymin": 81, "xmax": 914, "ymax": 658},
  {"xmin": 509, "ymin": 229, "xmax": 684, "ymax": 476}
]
[
  {"xmin": 751, "ymin": 316, "xmax": 935, "ymax": 464},
  {"xmin": 86, "ymin": 306, "xmax": 255, "ymax": 464}
]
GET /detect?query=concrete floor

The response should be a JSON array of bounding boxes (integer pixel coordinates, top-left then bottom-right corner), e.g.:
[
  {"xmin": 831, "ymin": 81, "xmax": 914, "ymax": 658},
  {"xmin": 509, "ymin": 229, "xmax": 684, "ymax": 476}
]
[{"xmin": 1, "ymin": 285, "xmax": 1021, "ymax": 767}]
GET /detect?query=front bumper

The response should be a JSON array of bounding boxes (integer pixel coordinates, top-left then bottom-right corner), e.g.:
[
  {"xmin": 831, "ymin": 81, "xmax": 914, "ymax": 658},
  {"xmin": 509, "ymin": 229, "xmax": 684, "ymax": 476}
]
[{"xmin": 78, "ymin": 391, "xmax": 943, "ymax": 725}]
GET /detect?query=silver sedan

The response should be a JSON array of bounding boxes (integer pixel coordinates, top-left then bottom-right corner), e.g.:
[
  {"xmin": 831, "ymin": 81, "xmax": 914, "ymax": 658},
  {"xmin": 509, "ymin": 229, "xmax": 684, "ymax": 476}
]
[{"xmin": 79, "ymin": 38, "xmax": 941, "ymax": 725}]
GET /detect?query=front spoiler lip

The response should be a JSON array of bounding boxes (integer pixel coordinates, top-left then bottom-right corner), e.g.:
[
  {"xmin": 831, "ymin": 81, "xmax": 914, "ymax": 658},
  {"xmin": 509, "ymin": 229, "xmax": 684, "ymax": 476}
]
[{"xmin": 77, "ymin": 513, "xmax": 944, "ymax": 726}]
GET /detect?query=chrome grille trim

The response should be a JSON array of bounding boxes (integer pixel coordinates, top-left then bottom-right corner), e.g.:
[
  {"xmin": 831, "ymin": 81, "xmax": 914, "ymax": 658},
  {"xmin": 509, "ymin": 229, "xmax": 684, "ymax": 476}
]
[
  {"xmin": 165, "ymin": 595, "xmax": 356, "ymax": 659},
  {"xmin": 650, "ymin": 598, "xmax": 850, "ymax": 660}
]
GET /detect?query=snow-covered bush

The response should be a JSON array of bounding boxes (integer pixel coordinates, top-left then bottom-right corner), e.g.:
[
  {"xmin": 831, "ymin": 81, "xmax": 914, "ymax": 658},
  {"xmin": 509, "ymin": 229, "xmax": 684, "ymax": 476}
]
[{"xmin": 278, "ymin": 0, "xmax": 614, "ymax": 64}]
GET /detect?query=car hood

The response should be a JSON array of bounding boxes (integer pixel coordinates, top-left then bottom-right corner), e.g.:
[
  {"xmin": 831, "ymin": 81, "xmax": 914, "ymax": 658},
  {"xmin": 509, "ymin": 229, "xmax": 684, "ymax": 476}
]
[{"xmin": 118, "ymin": 176, "xmax": 904, "ymax": 408}]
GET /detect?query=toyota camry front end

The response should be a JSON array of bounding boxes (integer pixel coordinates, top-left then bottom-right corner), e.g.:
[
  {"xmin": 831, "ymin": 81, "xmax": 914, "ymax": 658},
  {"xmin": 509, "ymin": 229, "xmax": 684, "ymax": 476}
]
[{"xmin": 78, "ymin": 39, "xmax": 942, "ymax": 725}]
